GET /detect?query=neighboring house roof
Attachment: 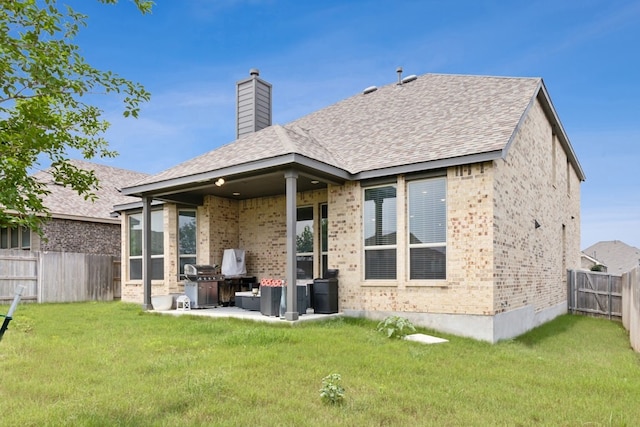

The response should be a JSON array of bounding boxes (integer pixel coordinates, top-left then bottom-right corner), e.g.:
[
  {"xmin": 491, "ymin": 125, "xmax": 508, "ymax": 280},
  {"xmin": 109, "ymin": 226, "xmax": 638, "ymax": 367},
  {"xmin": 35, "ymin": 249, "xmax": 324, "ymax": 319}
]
[
  {"xmin": 580, "ymin": 252, "xmax": 606, "ymax": 270},
  {"xmin": 33, "ymin": 159, "xmax": 150, "ymax": 223},
  {"xmin": 582, "ymin": 240, "xmax": 640, "ymax": 275},
  {"xmin": 123, "ymin": 72, "xmax": 585, "ymax": 197}
]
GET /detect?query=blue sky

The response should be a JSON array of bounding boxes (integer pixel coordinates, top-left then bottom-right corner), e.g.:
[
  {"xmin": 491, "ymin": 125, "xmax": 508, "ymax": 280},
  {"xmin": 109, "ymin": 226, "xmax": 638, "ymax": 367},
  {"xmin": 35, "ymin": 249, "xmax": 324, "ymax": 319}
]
[{"xmin": 64, "ymin": 0, "xmax": 640, "ymax": 249}]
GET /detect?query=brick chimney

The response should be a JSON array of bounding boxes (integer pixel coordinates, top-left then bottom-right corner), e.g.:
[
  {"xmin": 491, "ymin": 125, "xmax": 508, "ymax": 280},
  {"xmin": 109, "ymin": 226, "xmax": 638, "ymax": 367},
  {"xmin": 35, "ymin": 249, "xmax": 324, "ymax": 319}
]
[{"xmin": 236, "ymin": 69, "xmax": 272, "ymax": 139}]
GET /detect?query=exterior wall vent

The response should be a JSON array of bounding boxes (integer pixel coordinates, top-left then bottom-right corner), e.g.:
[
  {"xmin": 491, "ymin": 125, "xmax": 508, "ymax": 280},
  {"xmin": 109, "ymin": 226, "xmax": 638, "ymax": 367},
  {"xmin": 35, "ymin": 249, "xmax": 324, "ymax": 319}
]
[
  {"xmin": 236, "ymin": 69, "xmax": 272, "ymax": 139},
  {"xmin": 363, "ymin": 86, "xmax": 378, "ymax": 95}
]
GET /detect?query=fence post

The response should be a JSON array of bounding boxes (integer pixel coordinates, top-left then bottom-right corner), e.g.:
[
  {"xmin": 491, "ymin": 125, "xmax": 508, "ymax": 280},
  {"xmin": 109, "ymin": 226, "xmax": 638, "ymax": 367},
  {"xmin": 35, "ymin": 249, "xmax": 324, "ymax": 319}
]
[{"xmin": 608, "ymin": 274, "xmax": 612, "ymax": 320}]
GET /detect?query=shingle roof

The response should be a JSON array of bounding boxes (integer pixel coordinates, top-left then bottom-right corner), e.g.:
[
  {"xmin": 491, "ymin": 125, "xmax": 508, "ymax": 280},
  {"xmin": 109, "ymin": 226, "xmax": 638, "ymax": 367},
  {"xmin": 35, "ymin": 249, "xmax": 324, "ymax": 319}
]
[
  {"xmin": 131, "ymin": 73, "xmax": 545, "ymax": 187},
  {"xmin": 582, "ymin": 240, "xmax": 640, "ymax": 275},
  {"xmin": 33, "ymin": 159, "xmax": 150, "ymax": 221}
]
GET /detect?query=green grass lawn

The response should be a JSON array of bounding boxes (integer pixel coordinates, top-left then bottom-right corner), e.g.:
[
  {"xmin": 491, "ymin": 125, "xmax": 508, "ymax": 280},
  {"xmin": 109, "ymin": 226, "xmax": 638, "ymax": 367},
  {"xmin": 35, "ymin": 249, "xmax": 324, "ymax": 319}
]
[{"xmin": 1, "ymin": 302, "xmax": 639, "ymax": 426}]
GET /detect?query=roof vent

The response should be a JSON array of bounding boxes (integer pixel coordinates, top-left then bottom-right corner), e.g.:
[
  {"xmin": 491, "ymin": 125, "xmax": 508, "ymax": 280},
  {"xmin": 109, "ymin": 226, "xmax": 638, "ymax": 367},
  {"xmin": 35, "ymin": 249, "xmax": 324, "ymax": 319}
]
[
  {"xmin": 401, "ymin": 74, "xmax": 418, "ymax": 84},
  {"xmin": 363, "ymin": 86, "xmax": 378, "ymax": 95},
  {"xmin": 396, "ymin": 66, "xmax": 403, "ymax": 85}
]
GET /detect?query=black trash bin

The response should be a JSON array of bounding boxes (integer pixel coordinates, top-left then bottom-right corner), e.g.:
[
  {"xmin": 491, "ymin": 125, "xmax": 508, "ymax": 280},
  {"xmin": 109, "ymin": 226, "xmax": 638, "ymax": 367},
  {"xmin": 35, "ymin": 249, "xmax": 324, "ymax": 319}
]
[{"xmin": 313, "ymin": 277, "xmax": 338, "ymax": 314}]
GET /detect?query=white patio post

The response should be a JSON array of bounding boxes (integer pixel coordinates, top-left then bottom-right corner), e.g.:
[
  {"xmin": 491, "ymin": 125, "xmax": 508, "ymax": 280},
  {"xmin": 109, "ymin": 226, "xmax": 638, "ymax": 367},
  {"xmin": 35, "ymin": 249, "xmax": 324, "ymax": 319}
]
[
  {"xmin": 142, "ymin": 196, "xmax": 153, "ymax": 310},
  {"xmin": 284, "ymin": 170, "xmax": 299, "ymax": 321}
]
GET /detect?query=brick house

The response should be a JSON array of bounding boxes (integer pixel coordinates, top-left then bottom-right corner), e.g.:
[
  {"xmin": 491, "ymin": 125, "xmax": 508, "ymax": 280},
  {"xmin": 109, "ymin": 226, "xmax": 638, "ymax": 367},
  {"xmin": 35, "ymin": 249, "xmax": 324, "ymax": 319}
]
[
  {"xmin": 1, "ymin": 159, "xmax": 149, "ymax": 256},
  {"xmin": 117, "ymin": 70, "xmax": 585, "ymax": 342}
]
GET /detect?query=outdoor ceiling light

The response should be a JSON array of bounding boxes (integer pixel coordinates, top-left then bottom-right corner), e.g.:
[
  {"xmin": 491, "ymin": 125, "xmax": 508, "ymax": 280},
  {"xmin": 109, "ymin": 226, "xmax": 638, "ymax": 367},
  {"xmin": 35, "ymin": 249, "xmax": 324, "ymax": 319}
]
[{"xmin": 215, "ymin": 178, "xmax": 225, "ymax": 187}]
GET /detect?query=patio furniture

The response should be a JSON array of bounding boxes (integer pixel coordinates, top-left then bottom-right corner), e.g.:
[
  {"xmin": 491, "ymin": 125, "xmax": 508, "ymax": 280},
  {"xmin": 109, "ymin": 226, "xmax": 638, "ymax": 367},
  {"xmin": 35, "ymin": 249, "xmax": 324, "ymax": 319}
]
[{"xmin": 234, "ymin": 291, "xmax": 260, "ymax": 311}]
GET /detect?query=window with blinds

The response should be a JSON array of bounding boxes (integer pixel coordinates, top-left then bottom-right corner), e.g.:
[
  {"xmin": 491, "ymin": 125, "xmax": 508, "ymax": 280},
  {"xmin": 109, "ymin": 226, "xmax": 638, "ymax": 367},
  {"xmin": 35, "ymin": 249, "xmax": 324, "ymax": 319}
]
[
  {"xmin": 363, "ymin": 185, "xmax": 397, "ymax": 280},
  {"xmin": 408, "ymin": 177, "xmax": 446, "ymax": 280}
]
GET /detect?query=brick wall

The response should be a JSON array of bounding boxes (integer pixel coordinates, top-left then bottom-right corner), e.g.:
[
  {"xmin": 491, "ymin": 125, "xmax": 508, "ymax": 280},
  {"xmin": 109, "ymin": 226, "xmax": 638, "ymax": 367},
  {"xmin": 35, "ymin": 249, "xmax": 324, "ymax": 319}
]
[
  {"xmin": 330, "ymin": 168, "xmax": 496, "ymax": 317},
  {"xmin": 237, "ymin": 189, "xmax": 327, "ymax": 279},
  {"xmin": 38, "ymin": 218, "xmax": 121, "ymax": 256},
  {"xmin": 493, "ymin": 97, "xmax": 581, "ymax": 314}
]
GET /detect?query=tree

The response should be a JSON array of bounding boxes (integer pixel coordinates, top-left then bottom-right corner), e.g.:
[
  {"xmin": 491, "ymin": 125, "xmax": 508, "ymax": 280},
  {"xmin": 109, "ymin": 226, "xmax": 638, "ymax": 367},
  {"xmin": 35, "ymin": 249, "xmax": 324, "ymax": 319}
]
[
  {"xmin": 297, "ymin": 225, "xmax": 313, "ymax": 253},
  {"xmin": 0, "ymin": 0, "xmax": 153, "ymax": 234}
]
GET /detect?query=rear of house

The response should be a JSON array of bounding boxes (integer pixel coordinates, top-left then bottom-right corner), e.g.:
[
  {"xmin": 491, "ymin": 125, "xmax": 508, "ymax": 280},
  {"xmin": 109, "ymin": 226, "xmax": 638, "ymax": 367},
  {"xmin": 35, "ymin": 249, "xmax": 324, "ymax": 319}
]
[{"xmin": 117, "ymin": 70, "xmax": 584, "ymax": 342}]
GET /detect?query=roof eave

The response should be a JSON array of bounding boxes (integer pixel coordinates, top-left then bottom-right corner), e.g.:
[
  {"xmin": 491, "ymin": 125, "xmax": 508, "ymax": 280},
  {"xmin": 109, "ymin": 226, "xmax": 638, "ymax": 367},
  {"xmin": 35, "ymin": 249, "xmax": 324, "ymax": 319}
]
[
  {"xmin": 502, "ymin": 80, "xmax": 586, "ymax": 182},
  {"xmin": 120, "ymin": 153, "xmax": 350, "ymax": 198},
  {"xmin": 353, "ymin": 150, "xmax": 504, "ymax": 180}
]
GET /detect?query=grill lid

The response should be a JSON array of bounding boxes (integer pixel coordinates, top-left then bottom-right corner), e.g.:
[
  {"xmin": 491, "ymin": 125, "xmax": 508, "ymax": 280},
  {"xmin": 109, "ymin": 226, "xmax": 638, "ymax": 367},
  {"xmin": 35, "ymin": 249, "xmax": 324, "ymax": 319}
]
[{"xmin": 184, "ymin": 264, "xmax": 218, "ymax": 281}]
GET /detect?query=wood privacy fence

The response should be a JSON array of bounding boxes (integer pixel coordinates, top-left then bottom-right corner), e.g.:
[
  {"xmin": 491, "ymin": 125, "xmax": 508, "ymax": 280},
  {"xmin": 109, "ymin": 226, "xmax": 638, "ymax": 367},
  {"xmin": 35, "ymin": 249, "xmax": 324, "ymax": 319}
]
[
  {"xmin": 567, "ymin": 270, "xmax": 622, "ymax": 319},
  {"xmin": 568, "ymin": 268, "xmax": 640, "ymax": 352},
  {"xmin": 0, "ymin": 249, "xmax": 120, "ymax": 304},
  {"xmin": 621, "ymin": 267, "xmax": 640, "ymax": 352}
]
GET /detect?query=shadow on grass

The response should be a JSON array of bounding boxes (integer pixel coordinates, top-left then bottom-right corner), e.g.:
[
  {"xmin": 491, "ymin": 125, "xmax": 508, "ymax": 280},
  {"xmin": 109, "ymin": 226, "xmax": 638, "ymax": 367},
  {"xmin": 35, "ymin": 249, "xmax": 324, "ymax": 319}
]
[{"xmin": 513, "ymin": 314, "xmax": 584, "ymax": 347}]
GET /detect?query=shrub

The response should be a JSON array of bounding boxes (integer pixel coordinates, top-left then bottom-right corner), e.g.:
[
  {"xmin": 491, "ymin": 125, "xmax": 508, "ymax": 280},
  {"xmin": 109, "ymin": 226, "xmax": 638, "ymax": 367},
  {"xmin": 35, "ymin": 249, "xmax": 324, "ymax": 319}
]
[
  {"xmin": 320, "ymin": 373, "xmax": 345, "ymax": 405},
  {"xmin": 376, "ymin": 315, "xmax": 416, "ymax": 339}
]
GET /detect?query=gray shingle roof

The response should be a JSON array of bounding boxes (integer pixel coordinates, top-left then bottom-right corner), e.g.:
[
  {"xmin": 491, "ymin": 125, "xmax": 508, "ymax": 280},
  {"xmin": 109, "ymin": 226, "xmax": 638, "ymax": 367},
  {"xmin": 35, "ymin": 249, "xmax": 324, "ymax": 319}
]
[
  {"xmin": 33, "ymin": 159, "xmax": 150, "ymax": 221},
  {"xmin": 582, "ymin": 240, "xmax": 640, "ymax": 275},
  {"xmin": 131, "ymin": 73, "xmax": 544, "ymax": 187}
]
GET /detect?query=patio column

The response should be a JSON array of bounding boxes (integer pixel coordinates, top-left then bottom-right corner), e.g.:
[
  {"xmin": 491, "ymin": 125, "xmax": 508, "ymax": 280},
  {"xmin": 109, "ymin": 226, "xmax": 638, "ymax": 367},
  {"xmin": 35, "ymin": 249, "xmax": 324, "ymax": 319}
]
[
  {"xmin": 284, "ymin": 170, "xmax": 299, "ymax": 321},
  {"xmin": 142, "ymin": 196, "xmax": 152, "ymax": 310}
]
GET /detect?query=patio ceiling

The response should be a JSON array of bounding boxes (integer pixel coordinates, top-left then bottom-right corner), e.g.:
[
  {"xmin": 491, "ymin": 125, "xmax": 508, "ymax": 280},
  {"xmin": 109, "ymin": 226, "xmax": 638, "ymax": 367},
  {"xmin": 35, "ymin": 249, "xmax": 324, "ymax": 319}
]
[{"xmin": 139, "ymin": 166, "xmax": 337, "ymax": 206}]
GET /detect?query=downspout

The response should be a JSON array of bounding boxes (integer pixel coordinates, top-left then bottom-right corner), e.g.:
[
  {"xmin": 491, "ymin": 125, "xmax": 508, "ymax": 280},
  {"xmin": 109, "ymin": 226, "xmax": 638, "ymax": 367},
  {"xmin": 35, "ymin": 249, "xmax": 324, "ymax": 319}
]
[
  {"xmin": 284, "ymin": 169, "xmax": 299, "ymax": 321},
  {"xmin": 142, "ymin": 196, "xmax": 153, "ymax": 310}
]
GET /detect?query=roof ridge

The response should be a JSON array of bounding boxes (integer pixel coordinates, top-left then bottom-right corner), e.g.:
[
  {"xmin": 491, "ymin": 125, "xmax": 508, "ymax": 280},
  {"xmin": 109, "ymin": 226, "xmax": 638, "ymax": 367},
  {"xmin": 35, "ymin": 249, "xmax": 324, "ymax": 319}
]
[
  {"xmin": 273, "ymin": 124, "xmax": 296, "ymax": 153},
  {"xmin": 285, "ymin": 124, "xmax": 351, "ymax": 168}
]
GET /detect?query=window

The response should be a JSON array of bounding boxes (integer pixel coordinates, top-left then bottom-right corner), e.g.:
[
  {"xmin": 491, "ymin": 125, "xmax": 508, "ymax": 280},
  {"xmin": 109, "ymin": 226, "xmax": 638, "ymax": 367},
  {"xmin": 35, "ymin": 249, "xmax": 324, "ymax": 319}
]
[
  {"xmin": 364, "ymin": 185, "xmax": 397, "ymax": 280},
  {"xmin": 128, "ymin": 211, "xmax": 164, "ymax": 280},
  {"xmin": 178, "ymin": 210, "xmax": 197, "ymax": 278},
  {"xmin": 320, "ymin": 203, "xmax": 328, "ymax": 279},
  {"xmin": 0, "ymin": 226, "xmax": 30, "ymax": 249},
  {"xmin": 407, "ymin": 177, "xmax": 446, "ymax": 280},
  {"xmin": 296, "ymin": 206, "xmax": 314, "ymax": 280}
]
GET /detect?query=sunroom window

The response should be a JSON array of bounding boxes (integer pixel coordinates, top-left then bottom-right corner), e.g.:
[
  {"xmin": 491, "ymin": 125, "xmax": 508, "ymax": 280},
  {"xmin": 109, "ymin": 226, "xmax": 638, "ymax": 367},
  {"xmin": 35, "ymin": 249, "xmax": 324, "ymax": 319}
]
[
  {"xmin": 363, "ymin": 185, "xmax": 397, "ymax": 280},
  {"xmin": 407, "ymin": 177, "xmax": 446, "ymax": 280}
]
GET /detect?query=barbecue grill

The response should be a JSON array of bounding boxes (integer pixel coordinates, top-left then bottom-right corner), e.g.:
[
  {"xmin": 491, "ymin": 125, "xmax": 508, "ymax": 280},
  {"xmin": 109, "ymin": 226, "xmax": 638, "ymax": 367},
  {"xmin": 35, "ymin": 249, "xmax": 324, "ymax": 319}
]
[
  {"xmin": 184, "ymin": 264, "xmax": 218, "ymax": 282},
  {"xmin": 183, "ymin": 264, "xmax": 220, "ymax": 308}
]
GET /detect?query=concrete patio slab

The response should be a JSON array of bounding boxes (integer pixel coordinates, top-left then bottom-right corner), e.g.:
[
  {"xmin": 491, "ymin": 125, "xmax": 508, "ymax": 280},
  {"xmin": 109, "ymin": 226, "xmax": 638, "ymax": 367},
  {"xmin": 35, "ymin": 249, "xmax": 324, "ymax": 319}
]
[{"xmin": 151, "ymin": 305, "xmax": 342, "ymax": 324}]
